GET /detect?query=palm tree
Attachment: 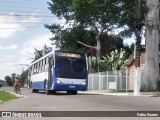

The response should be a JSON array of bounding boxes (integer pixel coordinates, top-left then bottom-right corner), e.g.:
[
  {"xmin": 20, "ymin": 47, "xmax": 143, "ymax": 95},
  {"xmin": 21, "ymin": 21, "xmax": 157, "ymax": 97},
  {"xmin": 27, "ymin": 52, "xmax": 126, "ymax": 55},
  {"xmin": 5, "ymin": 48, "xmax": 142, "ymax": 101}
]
[{"xmin": 33, "ymin": 44, "xmax": 52, "ymax": 61}]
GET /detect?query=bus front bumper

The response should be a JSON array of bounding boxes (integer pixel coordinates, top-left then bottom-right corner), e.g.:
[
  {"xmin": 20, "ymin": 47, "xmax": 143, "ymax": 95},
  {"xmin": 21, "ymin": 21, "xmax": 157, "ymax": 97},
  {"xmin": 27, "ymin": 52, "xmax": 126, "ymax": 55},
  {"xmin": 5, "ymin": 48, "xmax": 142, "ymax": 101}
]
[{"xmin": 53, "ymin": 84, "xmax": 87, "ymax": 91}]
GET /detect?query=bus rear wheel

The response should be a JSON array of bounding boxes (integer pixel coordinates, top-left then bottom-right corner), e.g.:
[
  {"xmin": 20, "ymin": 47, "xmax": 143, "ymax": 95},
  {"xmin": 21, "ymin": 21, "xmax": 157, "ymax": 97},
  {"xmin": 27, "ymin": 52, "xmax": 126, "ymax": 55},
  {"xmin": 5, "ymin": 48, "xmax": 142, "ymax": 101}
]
[{"xmin": 32, "ymin": 89, "xmax": 38, "ymax": 93}]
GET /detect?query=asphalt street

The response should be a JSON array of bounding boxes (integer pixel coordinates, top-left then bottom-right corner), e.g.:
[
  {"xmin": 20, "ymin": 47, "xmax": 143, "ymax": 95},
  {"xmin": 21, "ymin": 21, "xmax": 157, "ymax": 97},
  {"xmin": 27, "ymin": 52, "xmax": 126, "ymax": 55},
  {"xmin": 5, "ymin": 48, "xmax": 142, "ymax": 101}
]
[{"xmin": 0, "ymin": 87, "xmax": 160, "ymax": 120}]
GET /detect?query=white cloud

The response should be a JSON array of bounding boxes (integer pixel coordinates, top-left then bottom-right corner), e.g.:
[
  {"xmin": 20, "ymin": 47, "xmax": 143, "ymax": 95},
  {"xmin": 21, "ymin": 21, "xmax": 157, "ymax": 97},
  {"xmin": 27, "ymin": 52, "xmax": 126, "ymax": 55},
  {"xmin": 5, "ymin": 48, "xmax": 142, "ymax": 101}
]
[
  {"xmin": 0, "ymin": 13, "xmax": 42, "ymax": 38},
  {"xmin": 21, "ymin": 33, "xmax": 55, "ymax": 55},
  {"xmin": 0, "ymin": 44, "xmax": 18, "ymax": 50},
  {"xmin": 0, "ymin": 57, "xmax": 28, "ymax": 79},
  {"xmin": 0, "ymin": 14, "xmax": 24, "ymax": 38}
]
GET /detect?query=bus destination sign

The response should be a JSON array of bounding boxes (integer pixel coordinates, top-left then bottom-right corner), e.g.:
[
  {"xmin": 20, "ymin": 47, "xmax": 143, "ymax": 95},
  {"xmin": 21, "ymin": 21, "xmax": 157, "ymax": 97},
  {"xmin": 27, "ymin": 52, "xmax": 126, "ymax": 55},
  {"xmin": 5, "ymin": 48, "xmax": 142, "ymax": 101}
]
[{"xmin": 56, "ymin": 53, "xmax": 81, "ymax": 58}]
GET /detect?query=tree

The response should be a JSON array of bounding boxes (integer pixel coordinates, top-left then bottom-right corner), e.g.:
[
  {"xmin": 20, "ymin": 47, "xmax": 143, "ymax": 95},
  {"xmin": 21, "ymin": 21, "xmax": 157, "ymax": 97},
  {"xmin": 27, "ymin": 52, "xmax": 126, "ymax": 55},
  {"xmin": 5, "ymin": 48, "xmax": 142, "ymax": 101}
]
[
  {"xmin": 53, "ymin": 26, "xmax": 95, "ymax": 52},
  {"xmin": 11, "ymin": 73, "xmax": 16, "ymax": 85},
  {"xmin": 42, "ymin": 44, "xmax": 52, "ymax": 56},
  {"xmin": 33, "ymin": 45, "xmax": 52, "ymax": 61},
  {"xmin": 119, "ymin": 0, "xmax": 159, "ymax": 91},
  {"xmin": 141, "ymin": 0, "xmax": 159, "ymax": 91},
  {"xmin": 33, "ymin": 48, "xmax": 43, "ymax": 61},
  {"xmin": 5, "ymin": 76, "xmax": 12, "ymax": 86},
  {"xmin": 47, "ymin": 0, "xmax": 122, "ymax": 65},
  {"xmin": 20, "ymin": 70, "xmax": 28, "ymax": 86}
]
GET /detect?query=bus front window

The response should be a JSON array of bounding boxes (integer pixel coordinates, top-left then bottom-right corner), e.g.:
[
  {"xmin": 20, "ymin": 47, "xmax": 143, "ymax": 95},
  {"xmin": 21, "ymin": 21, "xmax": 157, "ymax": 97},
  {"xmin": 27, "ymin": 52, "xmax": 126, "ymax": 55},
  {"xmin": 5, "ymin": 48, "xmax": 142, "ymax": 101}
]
[{"xmin": 55, "ymin": 57, "xmax": 87, "ymax": 79}]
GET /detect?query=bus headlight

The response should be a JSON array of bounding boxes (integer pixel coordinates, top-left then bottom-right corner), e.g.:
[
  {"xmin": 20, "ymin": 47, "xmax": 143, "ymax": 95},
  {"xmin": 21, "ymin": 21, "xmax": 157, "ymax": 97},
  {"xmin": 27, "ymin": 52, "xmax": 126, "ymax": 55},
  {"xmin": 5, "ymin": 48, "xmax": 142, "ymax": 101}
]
[
  {"xmin": 57, "ymin": 79, "xmax": 63, "ymax": 84},
  {"xmin": 81, "ymin": 81, "xmax": 86, "ymax": 85}
]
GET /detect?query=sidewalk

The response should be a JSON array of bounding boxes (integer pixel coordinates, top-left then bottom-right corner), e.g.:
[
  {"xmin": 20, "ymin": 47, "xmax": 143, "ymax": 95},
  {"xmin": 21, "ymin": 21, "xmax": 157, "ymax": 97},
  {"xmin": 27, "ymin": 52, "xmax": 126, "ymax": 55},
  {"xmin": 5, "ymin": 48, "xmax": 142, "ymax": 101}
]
[
  {"xmin": 1, "ymin": 87, "xmax": 157, "ymax": 97},
  {"xmin": 80, "ymin": 90, "xmax": 156, "ymax": 97}
]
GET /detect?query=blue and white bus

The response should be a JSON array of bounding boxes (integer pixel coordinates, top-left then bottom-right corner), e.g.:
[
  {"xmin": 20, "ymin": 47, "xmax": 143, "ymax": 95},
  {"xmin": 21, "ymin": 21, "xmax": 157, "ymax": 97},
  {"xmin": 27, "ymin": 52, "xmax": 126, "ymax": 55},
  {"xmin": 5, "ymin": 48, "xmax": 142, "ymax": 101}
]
[{"xmin": 28, "ymin": 50, "xmax": 88, "ymax": 95}]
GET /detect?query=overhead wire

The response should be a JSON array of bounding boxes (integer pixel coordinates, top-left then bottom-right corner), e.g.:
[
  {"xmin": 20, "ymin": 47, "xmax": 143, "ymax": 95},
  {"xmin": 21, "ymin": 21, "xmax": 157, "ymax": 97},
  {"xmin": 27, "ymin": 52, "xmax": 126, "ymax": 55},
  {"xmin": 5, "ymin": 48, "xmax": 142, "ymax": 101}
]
[
  {"xmin": 0, "ymin": 0, "xmax": 49, "ymax": 5},
  {"xmin": 0, "ymin": 8, "xmax": 50, "ymax": 14},
  {"xmin": 0, "ymin": 26, "xmax": 50, "ymax": 29},
  {"xmin": 0, "ymin": 14, "xmax": 54, "ymax": 18},
  {"xmin": 0, "ymin": 0, "xmax": 55, "ymax": 28},
  {"xmin": 0, "ymin": 4, "xmax": 49, "ymax": 11}
]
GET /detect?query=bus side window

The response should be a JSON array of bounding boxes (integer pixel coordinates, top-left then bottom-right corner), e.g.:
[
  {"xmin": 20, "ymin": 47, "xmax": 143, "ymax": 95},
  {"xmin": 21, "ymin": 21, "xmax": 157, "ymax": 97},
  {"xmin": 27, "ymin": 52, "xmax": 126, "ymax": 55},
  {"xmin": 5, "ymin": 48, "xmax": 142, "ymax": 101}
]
[
  {"xmin": 31, "ymin": 65, "xmax": 33, "ymax": 75},
  {"xmin": 46, "ymin": 57, "xmax": 48, "ymax": 64},
  {"xmin": 35, "ymin": 63, "xmax": 38, "ymax": 73},
  {"xmin": 37, "ymin": 62, "xmax": 39, "ymax": 73},
  {"xmin": 40, "ymin": 60, "xmax": 42, "ymax": 72},
  {"xmin": 50, "ymin": 57, "xmax": 54, "ymax": 66},
  {"xmin": 38, "ymin": 61, "xmax": 41, "ymax": 73},
  {"xmin": 43, "ymin": 59, "xmax": 46, "ymax": 71},
  {"xmin": 34, "ymin": 64, "xmax": 36, "ymax": 74},
  {"xmin": 45, "ymin": 58, "xmax": 48, "ymax": 72}
]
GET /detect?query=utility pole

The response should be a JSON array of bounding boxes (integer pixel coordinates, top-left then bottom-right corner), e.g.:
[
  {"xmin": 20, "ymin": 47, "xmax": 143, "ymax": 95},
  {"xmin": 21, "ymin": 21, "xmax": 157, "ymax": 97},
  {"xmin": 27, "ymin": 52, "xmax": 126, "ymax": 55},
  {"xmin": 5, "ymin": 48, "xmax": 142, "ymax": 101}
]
[{"xmin": 134, "ymin": 0, "xmax": 143, "ymax": 95}]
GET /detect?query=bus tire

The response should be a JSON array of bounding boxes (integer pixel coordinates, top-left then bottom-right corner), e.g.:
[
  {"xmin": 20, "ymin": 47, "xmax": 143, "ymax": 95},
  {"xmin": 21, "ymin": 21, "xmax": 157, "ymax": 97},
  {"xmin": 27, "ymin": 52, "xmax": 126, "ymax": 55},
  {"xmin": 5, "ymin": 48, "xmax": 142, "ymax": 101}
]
[
  {"xmin": 72, "ymin": 91, "xmax": 77, "ymax": 95},
  {"xmin": 44, "ymin": 81, "xmax": 50, "ymax": 95},
  {"xmin": 35, "ymin": 90, "xmax": 39, "ymax": 93},
  {"xmin": 52, "ymin": 90, "xmax": 56, "ymax": 95},
  {"xmin": 45, "ymin": 89, "xmax": 50, "ymax": 95},
  {"xmin": 67, "ymin": 91, "xmax": 72, "ymax": 94},
  {"xmin": 32, "ymin": 89, "xmax": 36, "ymax": 93}
]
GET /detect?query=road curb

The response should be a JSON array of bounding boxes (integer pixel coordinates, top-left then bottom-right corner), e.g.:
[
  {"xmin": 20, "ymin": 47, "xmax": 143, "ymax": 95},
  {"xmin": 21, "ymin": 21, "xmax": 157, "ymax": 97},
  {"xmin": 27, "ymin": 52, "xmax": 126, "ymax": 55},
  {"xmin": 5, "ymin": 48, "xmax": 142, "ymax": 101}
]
[
  {"xmin": 79, "ymin": 91, "xmax": 155, "ymax": 97},
  {"xmin": 79, "ymin": 91, "xmax": 129, "ymax": 96},
  {"xmin": 9, "ymin": 92, "xmax": 24, "ymax": 98}
]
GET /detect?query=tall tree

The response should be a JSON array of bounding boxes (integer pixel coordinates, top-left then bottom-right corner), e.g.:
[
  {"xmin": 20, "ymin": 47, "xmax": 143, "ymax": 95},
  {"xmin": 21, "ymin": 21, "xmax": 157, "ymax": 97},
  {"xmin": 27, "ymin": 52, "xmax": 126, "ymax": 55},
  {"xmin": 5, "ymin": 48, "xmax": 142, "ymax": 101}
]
[
  {"xmin": 46, "ymin": 0, "xmax": 122, "ymax": 66},
  {"xmin": 33, "ymin": 45, "xmax": 52, "ymax": 61},
  {"xmin": 142, "ymin": 0, "xmax": 159, "ymax": 90}
]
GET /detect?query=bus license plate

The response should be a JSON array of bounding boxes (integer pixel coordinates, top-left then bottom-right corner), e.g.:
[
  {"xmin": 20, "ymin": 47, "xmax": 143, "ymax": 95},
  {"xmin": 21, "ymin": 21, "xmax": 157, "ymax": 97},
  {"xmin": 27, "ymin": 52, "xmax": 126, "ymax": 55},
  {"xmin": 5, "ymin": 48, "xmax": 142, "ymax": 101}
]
[{"xmin": 69, "ymin": 86, "xmax": 75, "ymax": 88}]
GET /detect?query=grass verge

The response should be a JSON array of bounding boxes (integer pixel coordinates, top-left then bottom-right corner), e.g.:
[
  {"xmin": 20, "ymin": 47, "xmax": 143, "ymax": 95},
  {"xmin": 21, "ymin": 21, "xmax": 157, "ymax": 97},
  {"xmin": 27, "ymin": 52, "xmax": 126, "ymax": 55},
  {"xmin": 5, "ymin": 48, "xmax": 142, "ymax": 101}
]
[{"xmin": 0, "ymin": 91, "xmax": 18, "ymax": 104}]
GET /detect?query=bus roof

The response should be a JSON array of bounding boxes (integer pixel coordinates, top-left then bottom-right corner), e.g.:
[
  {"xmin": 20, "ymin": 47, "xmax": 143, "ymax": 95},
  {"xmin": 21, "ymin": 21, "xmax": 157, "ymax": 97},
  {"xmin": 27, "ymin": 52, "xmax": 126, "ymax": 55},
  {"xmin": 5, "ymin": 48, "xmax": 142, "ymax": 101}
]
[
  {"xmin": 29, "ymin": 51, "xmax": 54, "ymax": 67},
  {"xmin": 29, "ymin": 50, "xmax": 86, "ymax": 67}
]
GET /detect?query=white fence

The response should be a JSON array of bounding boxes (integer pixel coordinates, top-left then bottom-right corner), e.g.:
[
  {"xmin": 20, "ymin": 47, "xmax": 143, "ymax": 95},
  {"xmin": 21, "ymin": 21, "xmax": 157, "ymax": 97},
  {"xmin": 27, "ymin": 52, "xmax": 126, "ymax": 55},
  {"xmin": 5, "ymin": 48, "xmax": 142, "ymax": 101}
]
[{"xmin": 88, "ymin": 70, "xmax": 129, "ymax": 92}]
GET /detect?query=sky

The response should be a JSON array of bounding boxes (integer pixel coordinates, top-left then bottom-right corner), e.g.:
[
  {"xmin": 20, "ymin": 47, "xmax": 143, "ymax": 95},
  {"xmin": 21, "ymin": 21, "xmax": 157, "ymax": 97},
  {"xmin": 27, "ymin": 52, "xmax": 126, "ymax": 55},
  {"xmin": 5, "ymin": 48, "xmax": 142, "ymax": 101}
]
[
  {"xmin": 0, "ymin": 0, "xmax": 66, "ymax": 79},
  {"xmin": 0, "ymin": 0, "xmax": 144, "ymax": 80}
]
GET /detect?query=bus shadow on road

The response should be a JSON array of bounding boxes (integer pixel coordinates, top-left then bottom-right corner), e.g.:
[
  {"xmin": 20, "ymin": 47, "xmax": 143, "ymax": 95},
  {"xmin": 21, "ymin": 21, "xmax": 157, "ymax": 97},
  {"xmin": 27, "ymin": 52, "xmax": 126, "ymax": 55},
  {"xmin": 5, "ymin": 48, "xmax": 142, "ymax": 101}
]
[{"xmin": 36, "ymin": 91, "xmax": 99, "ymax": 96}]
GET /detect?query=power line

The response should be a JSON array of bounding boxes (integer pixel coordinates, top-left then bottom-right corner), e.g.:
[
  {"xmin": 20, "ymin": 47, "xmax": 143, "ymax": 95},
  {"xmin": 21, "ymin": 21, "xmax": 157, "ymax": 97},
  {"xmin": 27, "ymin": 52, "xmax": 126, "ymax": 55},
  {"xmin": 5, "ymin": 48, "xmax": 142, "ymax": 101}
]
[
  {"xmin": 0, "ymin": 19, "xmax": 53, "ymax": 24},
  {"xmin": 0, "ymin": 4, "xmax": 49, "ymax": 11},
  {"xmin": 0, "ymin": 26, "xmax": 46, "ymax": 29},
  {"xmin": 0, "ymin": 13, "xmax": 54, "ymax": 18},
  {"xmin": 0, "ymin": 20, "xmax": 54, "ymax": 24},
  {"xmin": 0, "ymin": 0, "xmax": 48, "ymax": 5},
  {"xmin": 0, "ymin": 9, "xmax": 50, "ymax": 14}
]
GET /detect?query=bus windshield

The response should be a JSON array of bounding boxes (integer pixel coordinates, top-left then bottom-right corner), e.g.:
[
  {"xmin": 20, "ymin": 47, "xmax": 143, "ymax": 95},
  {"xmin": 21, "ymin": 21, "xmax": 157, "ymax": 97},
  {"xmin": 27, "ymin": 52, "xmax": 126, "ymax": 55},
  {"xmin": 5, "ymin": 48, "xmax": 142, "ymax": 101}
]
[{"xmin": 55, "ymin": 57, "xmax": 87, "ymax": 79}]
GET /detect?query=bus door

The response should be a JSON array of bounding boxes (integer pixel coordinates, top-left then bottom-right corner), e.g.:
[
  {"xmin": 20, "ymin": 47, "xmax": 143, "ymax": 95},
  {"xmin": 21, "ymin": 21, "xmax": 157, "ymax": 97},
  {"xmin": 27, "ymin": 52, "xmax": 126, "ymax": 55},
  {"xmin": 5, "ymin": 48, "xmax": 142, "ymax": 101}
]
[
  {"xmin": 28, "ymin": 66, "xmax": 31, "ymax": 89},
  {"xmin": 48, "ymin": 56, "xmax": 53, "ymax": 89}
]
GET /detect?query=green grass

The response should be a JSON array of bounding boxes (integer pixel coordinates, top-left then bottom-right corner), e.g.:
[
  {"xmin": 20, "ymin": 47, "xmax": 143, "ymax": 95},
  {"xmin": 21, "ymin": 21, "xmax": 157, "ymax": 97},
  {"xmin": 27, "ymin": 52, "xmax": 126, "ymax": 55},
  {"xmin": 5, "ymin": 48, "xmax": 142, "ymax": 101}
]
[{"xmin": 0, "ymin": 91, "xmax": 18, "ymax": 103}]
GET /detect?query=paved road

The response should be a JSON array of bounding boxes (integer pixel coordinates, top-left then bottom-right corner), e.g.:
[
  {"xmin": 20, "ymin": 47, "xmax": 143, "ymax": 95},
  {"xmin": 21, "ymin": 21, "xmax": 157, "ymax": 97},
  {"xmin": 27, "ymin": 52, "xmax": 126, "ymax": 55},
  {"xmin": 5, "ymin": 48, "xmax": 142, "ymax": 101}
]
[{"xmin": 0, "ymin": 87, "xmax": 160, "ymax": 120}]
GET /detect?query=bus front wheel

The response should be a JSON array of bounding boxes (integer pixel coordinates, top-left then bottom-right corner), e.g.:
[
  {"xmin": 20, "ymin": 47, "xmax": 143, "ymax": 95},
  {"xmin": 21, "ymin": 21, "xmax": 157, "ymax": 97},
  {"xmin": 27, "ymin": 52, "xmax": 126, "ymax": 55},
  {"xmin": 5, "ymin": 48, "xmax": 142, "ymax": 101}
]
[
  {"xmin": 44, "ymin": 81, "xmax": 50, "ymax": 95},
  {"xmin": 72, "ymin": 91, "xmax": 77, "ymax": 95}
]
